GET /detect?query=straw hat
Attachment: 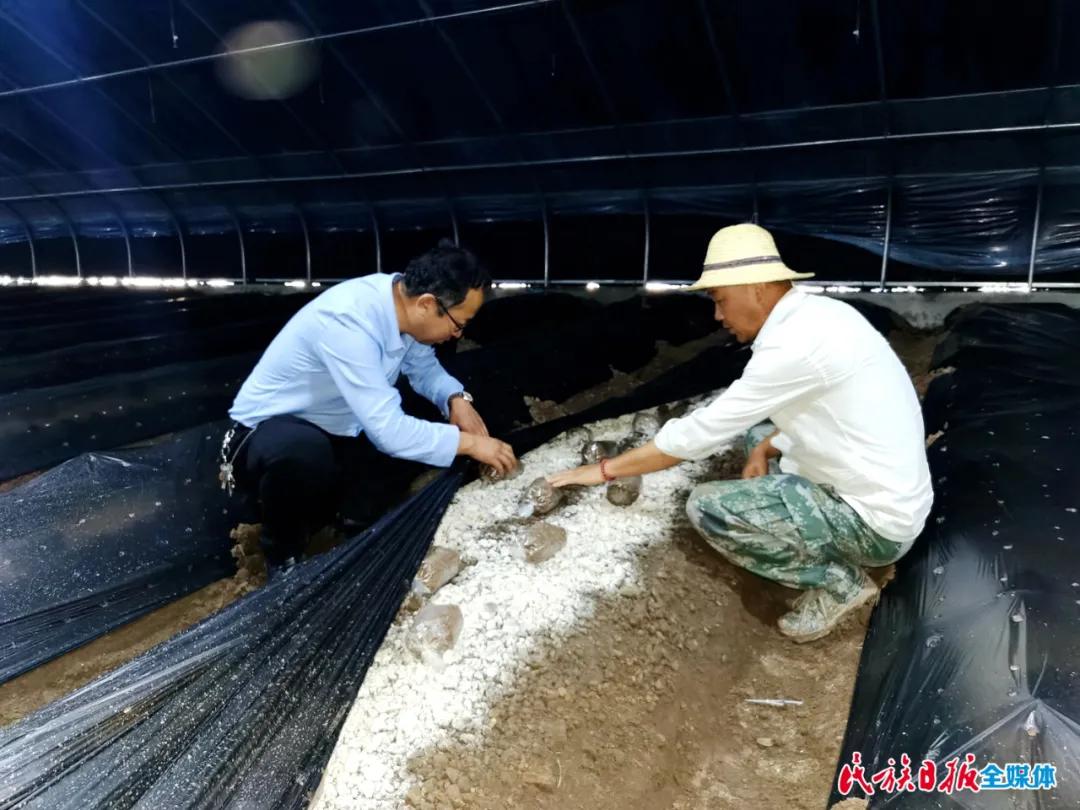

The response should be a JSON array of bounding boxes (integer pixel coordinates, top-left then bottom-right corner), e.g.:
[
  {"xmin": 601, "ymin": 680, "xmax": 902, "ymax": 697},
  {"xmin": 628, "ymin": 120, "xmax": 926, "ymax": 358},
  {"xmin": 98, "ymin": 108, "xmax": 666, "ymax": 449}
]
[{"xmin": 686, "ymin": 223, "xmax": 815, "ymax": 290}]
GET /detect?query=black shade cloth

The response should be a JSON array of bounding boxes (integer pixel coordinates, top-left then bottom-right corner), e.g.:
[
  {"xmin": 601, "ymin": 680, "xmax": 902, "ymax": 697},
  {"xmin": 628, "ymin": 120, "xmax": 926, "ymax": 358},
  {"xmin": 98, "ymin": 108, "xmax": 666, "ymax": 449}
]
[{"xmin": 0, "ymin": 423, "xmax": 238, "ymax": 684}]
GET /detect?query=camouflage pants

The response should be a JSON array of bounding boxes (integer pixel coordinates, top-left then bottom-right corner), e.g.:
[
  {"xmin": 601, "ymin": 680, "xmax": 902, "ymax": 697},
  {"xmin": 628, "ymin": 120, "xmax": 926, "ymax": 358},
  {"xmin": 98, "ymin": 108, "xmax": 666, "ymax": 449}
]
[{"xmin": 686, "ymin": 424, "xmax": 903, "ymax": 602}]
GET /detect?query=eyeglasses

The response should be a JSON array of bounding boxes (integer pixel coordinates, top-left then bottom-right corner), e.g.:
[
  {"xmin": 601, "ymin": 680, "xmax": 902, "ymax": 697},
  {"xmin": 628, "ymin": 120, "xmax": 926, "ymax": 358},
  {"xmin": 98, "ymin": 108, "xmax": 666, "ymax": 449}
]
[{"xmin": 436, "ymin": 298, "xmax": 465, "ymax": 334}]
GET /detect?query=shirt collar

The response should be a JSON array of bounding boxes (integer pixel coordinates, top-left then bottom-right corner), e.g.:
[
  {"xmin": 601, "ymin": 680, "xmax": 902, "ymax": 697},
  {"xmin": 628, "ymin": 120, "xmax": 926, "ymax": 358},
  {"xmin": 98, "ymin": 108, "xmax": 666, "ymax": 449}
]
[
  {"xmin": 752, "ymin": 286, "xmax": 806, "ymax": 349},
  {"xmin": 380, "ymin": 272, "xmax": 405, "ymax": 353}
]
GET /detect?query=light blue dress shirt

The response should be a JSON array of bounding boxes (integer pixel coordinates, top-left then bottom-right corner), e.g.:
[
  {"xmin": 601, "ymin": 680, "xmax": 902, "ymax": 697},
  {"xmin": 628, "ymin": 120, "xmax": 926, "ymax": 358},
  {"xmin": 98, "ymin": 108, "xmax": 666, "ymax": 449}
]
[{"xmin": 229, "ymin": 273, "xmax": 463, "ymax": 467}]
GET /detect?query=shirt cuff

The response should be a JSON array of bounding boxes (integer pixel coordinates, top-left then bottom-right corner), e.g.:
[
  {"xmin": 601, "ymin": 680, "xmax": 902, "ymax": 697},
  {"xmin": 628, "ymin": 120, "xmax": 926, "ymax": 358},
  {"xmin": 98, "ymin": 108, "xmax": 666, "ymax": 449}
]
[
  {"xmin": 426, "ymin": 423, "xmax": 461, "ymax": 467},
  {"xmin": 435, "ymin": 376, "xmax": 465, "ymax": 418},
  {"xmin": 653, "ymin": 419, "xmax": 699, "ymax": 460},
  {"xmin": 770, "ymin": 431, "xmax": 794, "ymax": 455}
]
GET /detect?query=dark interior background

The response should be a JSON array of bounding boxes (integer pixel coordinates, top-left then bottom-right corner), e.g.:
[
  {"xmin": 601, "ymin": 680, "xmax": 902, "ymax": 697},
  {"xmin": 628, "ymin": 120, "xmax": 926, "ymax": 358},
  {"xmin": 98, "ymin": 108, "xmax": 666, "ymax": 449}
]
[{"xmin": 0, "ymin": 0, "xmax": 1074, "ymax": 285}]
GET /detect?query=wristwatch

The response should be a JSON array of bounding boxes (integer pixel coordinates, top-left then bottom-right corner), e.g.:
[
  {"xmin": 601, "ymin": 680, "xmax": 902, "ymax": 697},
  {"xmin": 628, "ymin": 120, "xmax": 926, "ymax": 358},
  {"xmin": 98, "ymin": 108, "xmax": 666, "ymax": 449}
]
[{"xmin": 448, "ymin": 390, "xmax": 473, "ymax": 405}]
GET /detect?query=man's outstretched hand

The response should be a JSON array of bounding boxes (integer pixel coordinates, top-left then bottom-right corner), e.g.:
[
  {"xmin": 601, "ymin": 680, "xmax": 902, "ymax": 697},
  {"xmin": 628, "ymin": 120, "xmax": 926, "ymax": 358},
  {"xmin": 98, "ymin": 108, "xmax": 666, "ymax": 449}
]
[
  {"xmin": 547, "ymin": 464, "xmax": 604, "ymax": 488},
  {"xmin": 459, "ymin": 432, "xmax": 517, "ymax": 475}
]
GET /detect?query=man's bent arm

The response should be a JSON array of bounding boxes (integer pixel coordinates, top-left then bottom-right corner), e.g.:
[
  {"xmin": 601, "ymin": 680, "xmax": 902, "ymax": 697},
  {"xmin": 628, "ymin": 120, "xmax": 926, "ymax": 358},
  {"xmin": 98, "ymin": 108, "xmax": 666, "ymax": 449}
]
[{"xmin": 602, "ymin": 441, "xmax": 682, "ymax": 478}]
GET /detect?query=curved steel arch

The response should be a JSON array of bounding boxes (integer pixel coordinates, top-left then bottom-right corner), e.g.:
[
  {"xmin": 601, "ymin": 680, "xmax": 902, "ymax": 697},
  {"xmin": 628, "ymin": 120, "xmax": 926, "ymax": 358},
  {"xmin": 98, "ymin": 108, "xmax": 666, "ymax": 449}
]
[
  {"xmin": 0, "ymin": 203, "xmax": 37, "ymax": 278},
  {"xmin": 47, "ymin": 199, "xmax": 82, "ymax": 278},
  {"xmin": 296, "ymin": 204, "xmax": 312, "ymax": 283},
  {"xmin": 225, "ymin": 207, "xmax": 248, "ymax": 284},
  {"xmin": 158, "ymin": 199, "xmax": 188, "ymax": 279}
]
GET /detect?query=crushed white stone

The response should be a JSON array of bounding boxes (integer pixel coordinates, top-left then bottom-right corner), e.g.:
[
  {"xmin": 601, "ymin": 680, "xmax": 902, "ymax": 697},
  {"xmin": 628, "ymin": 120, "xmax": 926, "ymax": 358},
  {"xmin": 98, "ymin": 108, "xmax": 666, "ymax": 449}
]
[{"xmin": 314, "ymin": 396, "xmax": 725, "ymax": 810}]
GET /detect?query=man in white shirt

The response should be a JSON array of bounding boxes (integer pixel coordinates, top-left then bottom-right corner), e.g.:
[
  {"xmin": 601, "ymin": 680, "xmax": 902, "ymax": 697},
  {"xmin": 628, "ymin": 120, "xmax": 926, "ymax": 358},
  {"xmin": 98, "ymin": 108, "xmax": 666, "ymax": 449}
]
[{"xmin": 550, "ymin": 224, "xmax": 933, "ymax": 642}]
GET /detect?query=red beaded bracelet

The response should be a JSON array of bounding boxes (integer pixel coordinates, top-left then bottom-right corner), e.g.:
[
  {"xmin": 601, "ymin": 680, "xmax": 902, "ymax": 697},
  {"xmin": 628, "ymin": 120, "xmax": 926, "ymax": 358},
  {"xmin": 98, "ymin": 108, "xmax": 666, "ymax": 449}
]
[{"xmin": 600, "ymin": 458, "xmax": 616, "ymax": 482}]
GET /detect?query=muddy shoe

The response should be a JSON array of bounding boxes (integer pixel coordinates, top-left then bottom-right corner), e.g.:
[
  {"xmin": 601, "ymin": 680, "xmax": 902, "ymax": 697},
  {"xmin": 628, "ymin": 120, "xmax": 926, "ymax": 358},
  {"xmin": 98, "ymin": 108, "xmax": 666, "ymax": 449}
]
[{"xmin": 777, "ymin": 575, "xmax": 879, "ymax": 643}]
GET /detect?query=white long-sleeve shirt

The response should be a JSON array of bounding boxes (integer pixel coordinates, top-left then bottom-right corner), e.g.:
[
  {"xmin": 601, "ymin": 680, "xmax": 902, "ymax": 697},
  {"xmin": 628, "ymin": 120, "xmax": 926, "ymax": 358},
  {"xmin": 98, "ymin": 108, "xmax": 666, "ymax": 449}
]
[{"xmin": 655, "ymin": 288, "xmax": 933, "ymax": 546}]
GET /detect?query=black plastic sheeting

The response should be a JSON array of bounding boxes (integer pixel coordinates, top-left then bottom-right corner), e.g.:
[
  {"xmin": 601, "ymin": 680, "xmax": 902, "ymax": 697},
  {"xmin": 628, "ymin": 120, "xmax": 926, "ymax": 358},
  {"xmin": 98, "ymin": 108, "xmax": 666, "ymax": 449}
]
[
  {"xmin": 0, "ymin": 289, "xmax": 312, "ymax": 480},
  {"xmin": 0, "ymin": 317, "xmax": 288, "ymax": 394},
  {"xmin": 0, "ymin": 353, "xmax": 258, "ymax": 481},
  {"xmin": 831, "ymin": 304, "xmax": 1080, "ymax": 808},
  {"xmin": 0, "ymin": 288, "xmax": 716, "ymax": 480},
  {"xmin": 0, "ymin": 423, "xmax": 238, "ymax": 684},
  {"xmin": 0, "ymin": 292, "xmax": 308, "ymax": 357},
  {"xmin": 0, "ymin": 467, "xmax": 464, "ymax": 810},
  {"xmin": 0, "ymin": 317, "xmax": 763, "ymax": 809}
]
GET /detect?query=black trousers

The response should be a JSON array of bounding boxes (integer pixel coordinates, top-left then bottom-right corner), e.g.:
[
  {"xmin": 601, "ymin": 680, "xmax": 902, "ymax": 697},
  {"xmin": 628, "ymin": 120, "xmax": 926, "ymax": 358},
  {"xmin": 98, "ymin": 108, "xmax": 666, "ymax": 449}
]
[
  {"xmin": 227, "ymin": 415, "xmax": 347, "ymax": 565},
  {"xmin": 227, "ymin": 415, "xmax": 428, "ymax": 565}
]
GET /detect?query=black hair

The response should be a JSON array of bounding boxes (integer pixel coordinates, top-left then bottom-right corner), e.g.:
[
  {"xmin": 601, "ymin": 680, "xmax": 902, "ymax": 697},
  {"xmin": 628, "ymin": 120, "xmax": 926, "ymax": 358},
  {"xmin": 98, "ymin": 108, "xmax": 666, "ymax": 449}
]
[{"xmin": 400, "ymin": 239, "xmax": 490, "ymax": 308}]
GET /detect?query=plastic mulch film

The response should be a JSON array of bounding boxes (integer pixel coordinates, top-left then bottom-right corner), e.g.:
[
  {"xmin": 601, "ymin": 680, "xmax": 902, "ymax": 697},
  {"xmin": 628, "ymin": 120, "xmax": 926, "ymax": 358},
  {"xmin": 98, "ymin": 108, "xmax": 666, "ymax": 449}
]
[
  {"xmin": 0, "ymin": 291, "xmax": 310, "ymax": 480},
  {"xmin": 0, "ymin": 422, "xmax": 238, "ymax": 684},
  {"xmin": 0, "ymin": 467, "xmax": 464, "ymax": 809},
  {"xmin": 0, "ymin": 293, "xmax": 308, "ymax": 358},
  {"xmin": 0, "ymin": 354, "xmax": 259, "ymax": 481},
  {"xmin": 0, "ymin": 316, "xmax": 293, "ymax": 394},
  {"xmin": 830, "ymin": 304, "xmax": 1080, "ymax": 808}
]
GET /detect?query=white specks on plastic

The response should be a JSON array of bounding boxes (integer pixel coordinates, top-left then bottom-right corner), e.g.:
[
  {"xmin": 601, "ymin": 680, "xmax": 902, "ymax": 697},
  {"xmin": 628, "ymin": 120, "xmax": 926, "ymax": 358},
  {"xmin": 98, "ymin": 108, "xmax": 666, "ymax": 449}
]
[
  {"xmin": 1012, "ymin": 613, "xmax": 1025, "ymax": 623},
  {"xmin": 1009, "ymin": 664, "xmax": 1020, "ymax": 672},
  {"xmin": 1002, "ymin": 544, "xmax": 1013, "ymax": 550},
  {"xmin": 933, "ymin": 566, "xmax": 944, "ymax": 575},
  {"xmin": 925, "ymin": 633, "xmax": 943, "ymax": 649},
  {"xmin": 1024, "ymin": 711, "xmax": 1040, "ymax": 737}
]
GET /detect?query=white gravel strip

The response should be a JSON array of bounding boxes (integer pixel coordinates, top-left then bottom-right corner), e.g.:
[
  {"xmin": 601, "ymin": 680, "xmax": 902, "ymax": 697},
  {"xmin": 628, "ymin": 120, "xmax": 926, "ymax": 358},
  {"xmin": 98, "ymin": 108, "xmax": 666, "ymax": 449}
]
[{"xmin": 314, "ymin": 398, "xmax": 725, "ymax": 810}]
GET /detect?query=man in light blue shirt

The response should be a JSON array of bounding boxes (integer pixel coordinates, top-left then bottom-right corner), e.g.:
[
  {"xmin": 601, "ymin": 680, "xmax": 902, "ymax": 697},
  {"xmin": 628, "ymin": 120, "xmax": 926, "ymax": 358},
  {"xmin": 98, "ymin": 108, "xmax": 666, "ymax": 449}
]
[{"xmin": 224, "ymin": 241, "xmax": 516, "ymax": 570}]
